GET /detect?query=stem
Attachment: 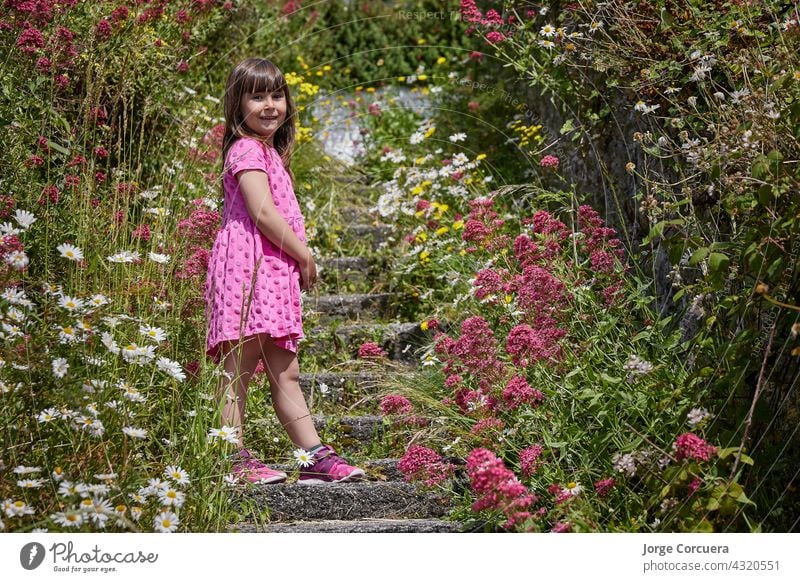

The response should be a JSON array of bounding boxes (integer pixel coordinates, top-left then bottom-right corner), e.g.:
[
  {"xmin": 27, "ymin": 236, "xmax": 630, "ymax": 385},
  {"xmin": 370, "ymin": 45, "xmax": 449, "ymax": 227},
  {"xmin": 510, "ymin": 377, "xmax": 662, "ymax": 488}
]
[{"xmin": 729, "ymin": 320, "xmax": 777, "ymax": 482}]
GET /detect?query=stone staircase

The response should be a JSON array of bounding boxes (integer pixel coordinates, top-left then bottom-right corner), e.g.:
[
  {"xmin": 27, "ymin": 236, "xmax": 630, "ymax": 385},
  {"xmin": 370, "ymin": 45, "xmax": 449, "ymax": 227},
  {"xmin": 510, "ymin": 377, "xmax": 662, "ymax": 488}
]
[{"xmin": 228, "ymin": 176, "xmax": 462, "ymax": 533}]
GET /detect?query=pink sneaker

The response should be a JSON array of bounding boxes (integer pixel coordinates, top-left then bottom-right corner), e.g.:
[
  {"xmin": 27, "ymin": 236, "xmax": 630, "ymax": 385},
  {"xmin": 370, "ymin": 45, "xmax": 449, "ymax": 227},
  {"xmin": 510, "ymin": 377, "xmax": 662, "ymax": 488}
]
[
  {"xmin": 231, "ymin": 448, "xmax": 287, "ymax": 484},
  {"xmin": 298, "ymin": 445, "xmax": 365, "ymax": 484}
]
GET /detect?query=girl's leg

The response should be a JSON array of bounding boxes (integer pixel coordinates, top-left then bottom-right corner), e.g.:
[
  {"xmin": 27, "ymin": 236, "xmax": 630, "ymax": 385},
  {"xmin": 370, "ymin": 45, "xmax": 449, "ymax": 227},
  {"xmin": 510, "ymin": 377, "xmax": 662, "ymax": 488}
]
[
  {"xmin": 258, "ymin": 335, "xmax": 321, "ymax": 450},
  {"xmin": 216, "ymin": 335, "xmax": 264, "ymax": 448}
]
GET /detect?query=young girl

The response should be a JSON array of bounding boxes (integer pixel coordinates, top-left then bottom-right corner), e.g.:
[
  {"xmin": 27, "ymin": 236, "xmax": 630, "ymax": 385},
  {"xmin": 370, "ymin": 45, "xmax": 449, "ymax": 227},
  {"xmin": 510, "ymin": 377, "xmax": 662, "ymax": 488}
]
[{"xmin": 204, "ymin": 57, "xmax": 365, "ymax": 485}]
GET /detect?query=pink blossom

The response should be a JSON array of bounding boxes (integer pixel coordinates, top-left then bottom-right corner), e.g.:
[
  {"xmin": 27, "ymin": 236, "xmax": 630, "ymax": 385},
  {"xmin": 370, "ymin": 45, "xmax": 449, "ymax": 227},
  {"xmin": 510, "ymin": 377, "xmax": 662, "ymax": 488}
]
[
  {"xmin": 398, "ymin": 445, "xmax": 453, "ymax": 487},
  {"xmin": 177, "ymin": 209, "xmax": 220, "ymax": 245},
  {"xmin": 16, "ymin": 27, "xmax": 44, "ymax": 54},
  {"xmin": 590, "ymin": 249, "xmax": 616, "ymax": 274},
  {"xmin": 449, "ymin": 316, "xmax": 506, "ymax": 380},
  {"xmin": 594, "ymin": 477, "xmax": 615, "ymax": 497},
  {"xmin": 460, "ymin": 0, "xmax": 483, "ymax": 23},
  {"xmin": 551, "ymin": 521, "xmax": 572, "ymax": 533},
  {"xmin": 175, "ymin": 247, "xmax": 210, "ymax": 280},
  {"xmin": 540, "ymin": 155, "xmax": 559, "ymax": 168},
  {"xmin": 687, "ymin": 477, "xmax": 703, "ymax": 496},
  {"xmin": 472, "ymin": 267, "xmax": 507, "ymax": 300},
  {"xmin": 519, "ymin": 445, "xmax": 544, "ymax": 477},
  {"xmin": 673, "ymin": 433, "xmax": 717, "ymax": 463},
  {"xmin": 515, "ymin": 265, "xmax": 567, "ymax": 318},
  {"xmin": 485, "ymin": 31, "xmax": 506, "ymax": 44},
  {"xmin": 132, "ymin": 224, "xmax": 151, "ymax": 242},
  {"xmin": 501, "ymin": 375, "xmax": 544, "ymax": 410},
  {"xmin": 482, "ymin": 9, "xmax": 503, "ymax": 26},
  {"xmin": 466, "ymin": 448, "xmax": 536, "ymax": 529},
  {"xmin": 358, "ymin": 341, "xmax": 387, "ymax": 358},
  {"xmin": 379, "ymin": 394, "xmax": 413, "ymax": 416},
  {"xmin": 506, "ymin": 321, "xmax": 567, "ymax": 368}
]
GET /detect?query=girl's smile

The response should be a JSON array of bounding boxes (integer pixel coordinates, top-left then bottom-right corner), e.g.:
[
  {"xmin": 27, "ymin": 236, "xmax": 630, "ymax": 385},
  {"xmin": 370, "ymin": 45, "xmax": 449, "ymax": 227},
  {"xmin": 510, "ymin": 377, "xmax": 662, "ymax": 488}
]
[{"xmin": 240, "ymin": 89, "xmax": 286, "ymax": 142}]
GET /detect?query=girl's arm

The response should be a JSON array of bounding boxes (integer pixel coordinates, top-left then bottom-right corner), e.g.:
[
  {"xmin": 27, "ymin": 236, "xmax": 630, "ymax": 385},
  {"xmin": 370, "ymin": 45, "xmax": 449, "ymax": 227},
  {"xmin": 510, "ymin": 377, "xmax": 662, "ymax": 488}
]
[{"xmin": 236, "ymin": 169, "xmax": 312, "ymax": 266}]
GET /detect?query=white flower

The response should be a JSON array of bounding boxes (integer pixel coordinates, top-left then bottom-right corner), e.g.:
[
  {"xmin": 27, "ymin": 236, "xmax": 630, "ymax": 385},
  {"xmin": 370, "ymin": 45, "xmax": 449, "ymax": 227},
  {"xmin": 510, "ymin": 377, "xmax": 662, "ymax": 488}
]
[
  {"xmin": 94, "ymin": 473, "xmax": 117, "ymax": 481},
  {"xmin": 563, "ymin": 481, "xmax": 582, "ymax": 496},
  {"xmin": 208, "ymin": 425, "xmax": 239, "ymax": 445},
  {"xmin": 624, "ymin": 354, "xmax": 653, "ymax": 377},
  {"xmin": 612, "ymin": 452, "xmax": 637, "ymax": 477},
  {"xmin": 36, "ymin": 408, "xmax": 59, "ymax": 423},
  {"xmin": 540, "ymin": 24, "xmax": 556, "ymax": 37},
  {"xmin": 145, "ymin": 207, "xmax": 170, "ymax": 218},
  {"xmin": 14, "ymin": 209, "xmax": 37, "ymax": 229},
  {"xmin": 687, "ymin": 407, "xmax": 710, "ymax": 427},
  {"xmin": 153, "ymin": 510, "xmax": 179, "ymax": 533},
  {"xmin": 107, "ymin": 250, "xmax": 141, "ymax": 263},
  {"xmin": 52, "ymin": 357, "xmax": 69, "ymax": 379},
  {"xmin": 13, "ymin": 466, "xmax": 42, "ymax": 475},
  {"xmin": 140, "ymin": 325, "xmax": 167, "ymax": 342},
  {"xmin": 122, "ymin": 426, "xmax": 148, "ymax": 439},
  {"xmin": 4, "ymin": 250, "xmax": 29, "ymax": 270},
  {"xmin": 101, "ymin": 331, "xmax": 120, "ymax": 355},
  {"xmin": 318, "ymin": 382, "xmax": 330, "ymax": 395},
  {"xmin": 148, "ymin": 252, "xmax": 170, "ymax": 264},
  {"xmin": 157, "ymin": 488, "xmax": 186, "ymax": 508},
  {"xmin": 164, "ymin": 466, "xmax": 190, "ymax": 486},
  {"xmin": 51, "ymin": 509, "xmax": 84, "ymax": 527},
  {"xmin": 3, "ymin": 498, "xmax": 36, "ymax": 517},
  {"xmin": 57, "ymin": 243, "xmax": 84, "ymax": 261},
  {"xmin": 0, "ymin": 222, "xmax": 21, "ymax": 237},
  {"xmin": 58, "ymin": 295, "xmax": 84, "ymax": 311},
  {"xmin": 156, "ymin": 357, "xmax": 186, "ymax": 382},
  {"xmin": 88, "ymin": 294, "xmax": 110, "ymax": 308},
  {"xmin": 293, "ymin": 448, "xmax": 315, "ymax": 467},
  {"xmin": 588, "ymin": 20, "xmax": 603, "ymax": 33},
  {"xmin": 448, "ymin": 132, "xmax": 467, "ymax": 143},
  {"xmin": 17, "ymin": 479, "xmax": 45, "ymax": 489}
]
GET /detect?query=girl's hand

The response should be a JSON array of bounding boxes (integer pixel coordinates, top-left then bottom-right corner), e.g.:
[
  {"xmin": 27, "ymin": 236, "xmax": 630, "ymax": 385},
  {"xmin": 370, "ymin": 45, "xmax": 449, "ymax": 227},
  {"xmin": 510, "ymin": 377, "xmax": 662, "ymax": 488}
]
[{"xmin": 299, "ymin": 253, "xmax": 317, "ymax": 291}]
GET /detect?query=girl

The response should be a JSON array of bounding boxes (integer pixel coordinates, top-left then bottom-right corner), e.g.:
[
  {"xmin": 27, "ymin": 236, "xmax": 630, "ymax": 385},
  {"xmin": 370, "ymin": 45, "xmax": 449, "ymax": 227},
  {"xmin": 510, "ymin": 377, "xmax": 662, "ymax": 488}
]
[{"xmin": 204, "ymin": 57, "xmax": 364, "ymax": 485}]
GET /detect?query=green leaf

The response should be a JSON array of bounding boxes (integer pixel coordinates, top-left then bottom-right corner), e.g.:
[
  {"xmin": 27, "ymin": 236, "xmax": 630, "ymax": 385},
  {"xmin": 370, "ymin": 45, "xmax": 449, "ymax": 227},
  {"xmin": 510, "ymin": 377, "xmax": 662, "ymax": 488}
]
[
  {"xmin": 689, "ymin": 247, "xmax": 710, "ymax": 266},
  {"xmin": 708, "ymin": 252, "xmax": 729, "ymax": 274},
  {"xmin": 559, "ymin": 118, "xmax": 575, "ymax": 135},
  {"xmin": 600, "ymin": 373, "xmax": 622, "ymax": 385}
]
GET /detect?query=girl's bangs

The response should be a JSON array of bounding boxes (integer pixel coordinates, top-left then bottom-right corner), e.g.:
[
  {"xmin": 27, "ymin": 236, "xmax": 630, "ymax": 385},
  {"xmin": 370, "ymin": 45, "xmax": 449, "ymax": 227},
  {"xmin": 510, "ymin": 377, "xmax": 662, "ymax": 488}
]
[{"xmin": 243, "ymin": 66, "xmax": 285, "ymax": 95}]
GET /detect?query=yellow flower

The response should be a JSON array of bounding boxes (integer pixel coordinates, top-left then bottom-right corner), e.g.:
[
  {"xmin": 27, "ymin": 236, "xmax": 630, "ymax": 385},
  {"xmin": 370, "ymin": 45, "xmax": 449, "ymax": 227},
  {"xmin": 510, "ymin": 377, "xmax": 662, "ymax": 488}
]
[
  {"xmin": 424, "ymin": 126, "xmax": 436, "ymax": 138},
  {"xmin": 397, "ymin": 76, "xmax": 406, "ymax": 82},
  {"xmin": 459, "ymin": 249, "xmax": 467, "ymax": 256},
  {"xmin": 418, "ymin": 74, "xmax": 427, "ymax": 81},
  {"xmin": 504, "ymin": 294, "xmax": 513, "ymax": 304},
  {"xmin": 436, "ymin": 226, "xmax": 450, "ymax": 236},
  {"xmin": 367, "ymin": 87, "xmax": 375, "ymax": 93},
  {"xmin": 476, "ymin": 153, "xmax": 487, "ymax": 160},
  {"xmin": 420, "ymin": 320, "xmax": 429, "ymax": 331},
  {"xmin": 417, "ymin": 38, "xmax": 426, "ymax": 45},
  {"xmin": 415, "ymin": 232, "xmax": 428, "ymax": 243},
  {"xmin": 453, "ymin": 220, "xmax": 464, "ymax": 231},
  {"xmin": 437, "ymin": 57, "xmax": 447, "ymax": 64},
  {"xmin": 419, "ymin": 250, "xmax": 430, "ymax": 263}
]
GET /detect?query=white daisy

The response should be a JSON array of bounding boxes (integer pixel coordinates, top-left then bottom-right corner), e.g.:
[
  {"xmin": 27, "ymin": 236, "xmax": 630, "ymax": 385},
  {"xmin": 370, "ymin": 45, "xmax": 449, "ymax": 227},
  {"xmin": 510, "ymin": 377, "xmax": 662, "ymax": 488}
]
[
  {"xmin": 36, "ymin": 408, "xmax": 59, "ymax": 423},
  {"xmin": 51, "ymin": 509, "xmax": 84, "ymax": 527},
  {"xmin": 52, "ymin": 357, "xmax": 69, "ymax": 379},
  {"xmin": 145, "ymin": 207, "xmax": 170, "ymax": 218},
  {"xmin": 448, "ymin": 132, "xmax": 467, "ymax": 143},
  {"xmin": 153, "ymin": 510, "xmax": 179, "ymax": 533},
  {"xmin": 0, "ymin": 222, "xmax": 21, "ymax": 237},
  {"xmin": 539, "ymin": 24, "xmax": 556, "ymax": 37},
  {"xmin": 16, "ymin": 479, "xmax": 46, "ymax": 489},
  {"xmin": 94, "ymin": 473, "xmax": 117, "ymax": 481},
  {"xmin": 164, "ymin": 466, "xmax": 190, "ymax": 486},
  {"xmin": 55, "ymin": 324, "xmax": 79, "ymax": 344},
  {"xmin": 140, "ymin": 324, "xmax": 167, "ymax": 342},
  {"xmin": 293, "ymin": 448, "xmax": 315, "ymax": 467},
  {"xmin": 4, "ymin": 499, "xmax": 35, "ymax": 517},
  {"xmin": 157, "ymin": 488, "xmax": 186, "ymax": 508},
  {"xmin": 156, "ymin": 357, "xmax": 185, "ymax": 382},
  {"xmin": 14, "ymin": 209, "xmax": 37, "ymax": 229},
  {"xmin": 208, "ymin": 425, "xmax": 239, "ymax": 445},
  {"xmin": 58, "ymin": 295, "xmax": 84, "ymax": 311},
  {"xmin": 52, "ymin": 467, "xmax": 65, "ymax": 481},
  {"xmin": 5, "ymin": 250, "xmax": 29, "ymax": 270},
  {"xmin": 588, "ymin": 20, "xmax": 604, "ymax": 33},
  {"xmin": 148, "ymin": 252, "xmax": 170, "ymax": 264},
  {"xmin": 122, "ymin": 426, "xmax": 148, "ymax": 439},
  {"xmin": 13, "ymin": 466, "xmax": 42, "ymax": 475},
  {"xmin": 107, "ymin": 250, "xmax": 141, "ymax": 263},
  {"xmin": 57, "ymin": 243, "xmax": 84, "ymax": 261},
  {"xmin": 564, "ymin": 481, "xmax": 583, "ymax": 496}
]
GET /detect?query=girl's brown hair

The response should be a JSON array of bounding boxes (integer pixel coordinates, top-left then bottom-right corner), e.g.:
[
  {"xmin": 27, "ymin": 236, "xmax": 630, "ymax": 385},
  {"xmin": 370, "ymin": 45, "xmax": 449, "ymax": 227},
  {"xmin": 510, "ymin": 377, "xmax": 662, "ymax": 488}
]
[{"xmin": 222, "ymin": 57, "xmax": 297, "ymax": 185}]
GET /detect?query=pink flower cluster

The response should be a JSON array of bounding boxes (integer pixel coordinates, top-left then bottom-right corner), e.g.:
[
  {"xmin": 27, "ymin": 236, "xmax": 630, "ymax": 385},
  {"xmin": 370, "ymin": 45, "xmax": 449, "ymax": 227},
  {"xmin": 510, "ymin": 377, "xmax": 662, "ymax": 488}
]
[
  {"xmin": 466, "ymin": 448, "xmax": 537, "ymax": 529},
  {"xmin": 672, "ymin": 432, "xmax": 717, "ymax": 463},
  {"xmin": 461, "ymin": 197, "xmax": 509, "ymax": 252},
  {"xmin": 177, "ymin": 206, "xmax": 220, "ymax": 245},
  {"xmin": 540, "ymin": 155, "xmax": 560, "ymax": 168},
  {"xmin": 175, "ymin": 247, "xmax": 210, "ymax": 280},
  {"xmin": 501, "ymin": 375, "xmax": 544, "ymax": 411},
  {"xmin": 358, "ymin": 342, "xmax": 387, "ymax": 358},
  {"xmin": 519, "ymin": 445, "xmax": 544, "ymax": 477},
  {"xmin": 593, "ymin": 477, "xmax": 615, "ymax": 497},
  {"xmin": 506, "ymin": 318, "xmax": 567, "ymax": 368},
  {"xmin": 379, "ymin": 394, "xmax": 413, "ymax": 416},
  {"xmin": 398, "ymin": 445, "xmax": 453, "ymax": 487}
]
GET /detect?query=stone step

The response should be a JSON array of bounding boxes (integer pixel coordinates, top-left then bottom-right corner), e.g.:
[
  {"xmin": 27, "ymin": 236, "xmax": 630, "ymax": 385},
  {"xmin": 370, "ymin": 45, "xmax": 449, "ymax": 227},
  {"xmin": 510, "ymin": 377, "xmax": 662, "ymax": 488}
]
[
  {"xmin": 313, "ymin": 414, "xmax": 384, "ymax": 444},
  {"xmin": 303, "ymin": 321, "xmax": 450, "ymax": 364},
  {"xmin": 342, "ymin": 224, "xmax": 395, "ymax": 251},
  {"xmin": 298, "ymin": 370, "xmax": 382, "ymax": 406},
  {"xmin": 233, "ymin": 518, "xmax": 460, "ymax": 533},
  {"xmin": 237, "ymin": 480, "xmax": 451, "ymax": 521},
  {"xmin": 305, "ymin": 293, "xmax": 394, "ymax": 322}
]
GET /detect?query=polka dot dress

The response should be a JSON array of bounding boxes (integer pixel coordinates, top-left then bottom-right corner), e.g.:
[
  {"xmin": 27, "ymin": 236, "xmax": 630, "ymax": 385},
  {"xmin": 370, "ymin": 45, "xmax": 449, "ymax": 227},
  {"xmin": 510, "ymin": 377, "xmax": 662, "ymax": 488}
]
[{"xmin": 204, "ymin": 136, "xmax": 307, "ymax": 364}]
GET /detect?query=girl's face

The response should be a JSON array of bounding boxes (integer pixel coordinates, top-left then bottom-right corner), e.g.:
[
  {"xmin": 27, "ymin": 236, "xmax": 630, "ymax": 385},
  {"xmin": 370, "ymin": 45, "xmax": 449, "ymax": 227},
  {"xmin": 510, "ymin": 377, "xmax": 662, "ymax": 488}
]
[{"xmin": 239, "ymin": 87, "xmax": 287, "ymax": 142}]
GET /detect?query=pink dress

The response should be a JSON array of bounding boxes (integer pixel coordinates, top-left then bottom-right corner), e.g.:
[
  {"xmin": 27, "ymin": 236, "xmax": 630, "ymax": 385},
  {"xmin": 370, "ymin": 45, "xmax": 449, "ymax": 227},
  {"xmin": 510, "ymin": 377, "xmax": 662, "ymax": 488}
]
[{"xmin": 204, "ymin": 136, "xmax": 307, "ymax": 364}]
